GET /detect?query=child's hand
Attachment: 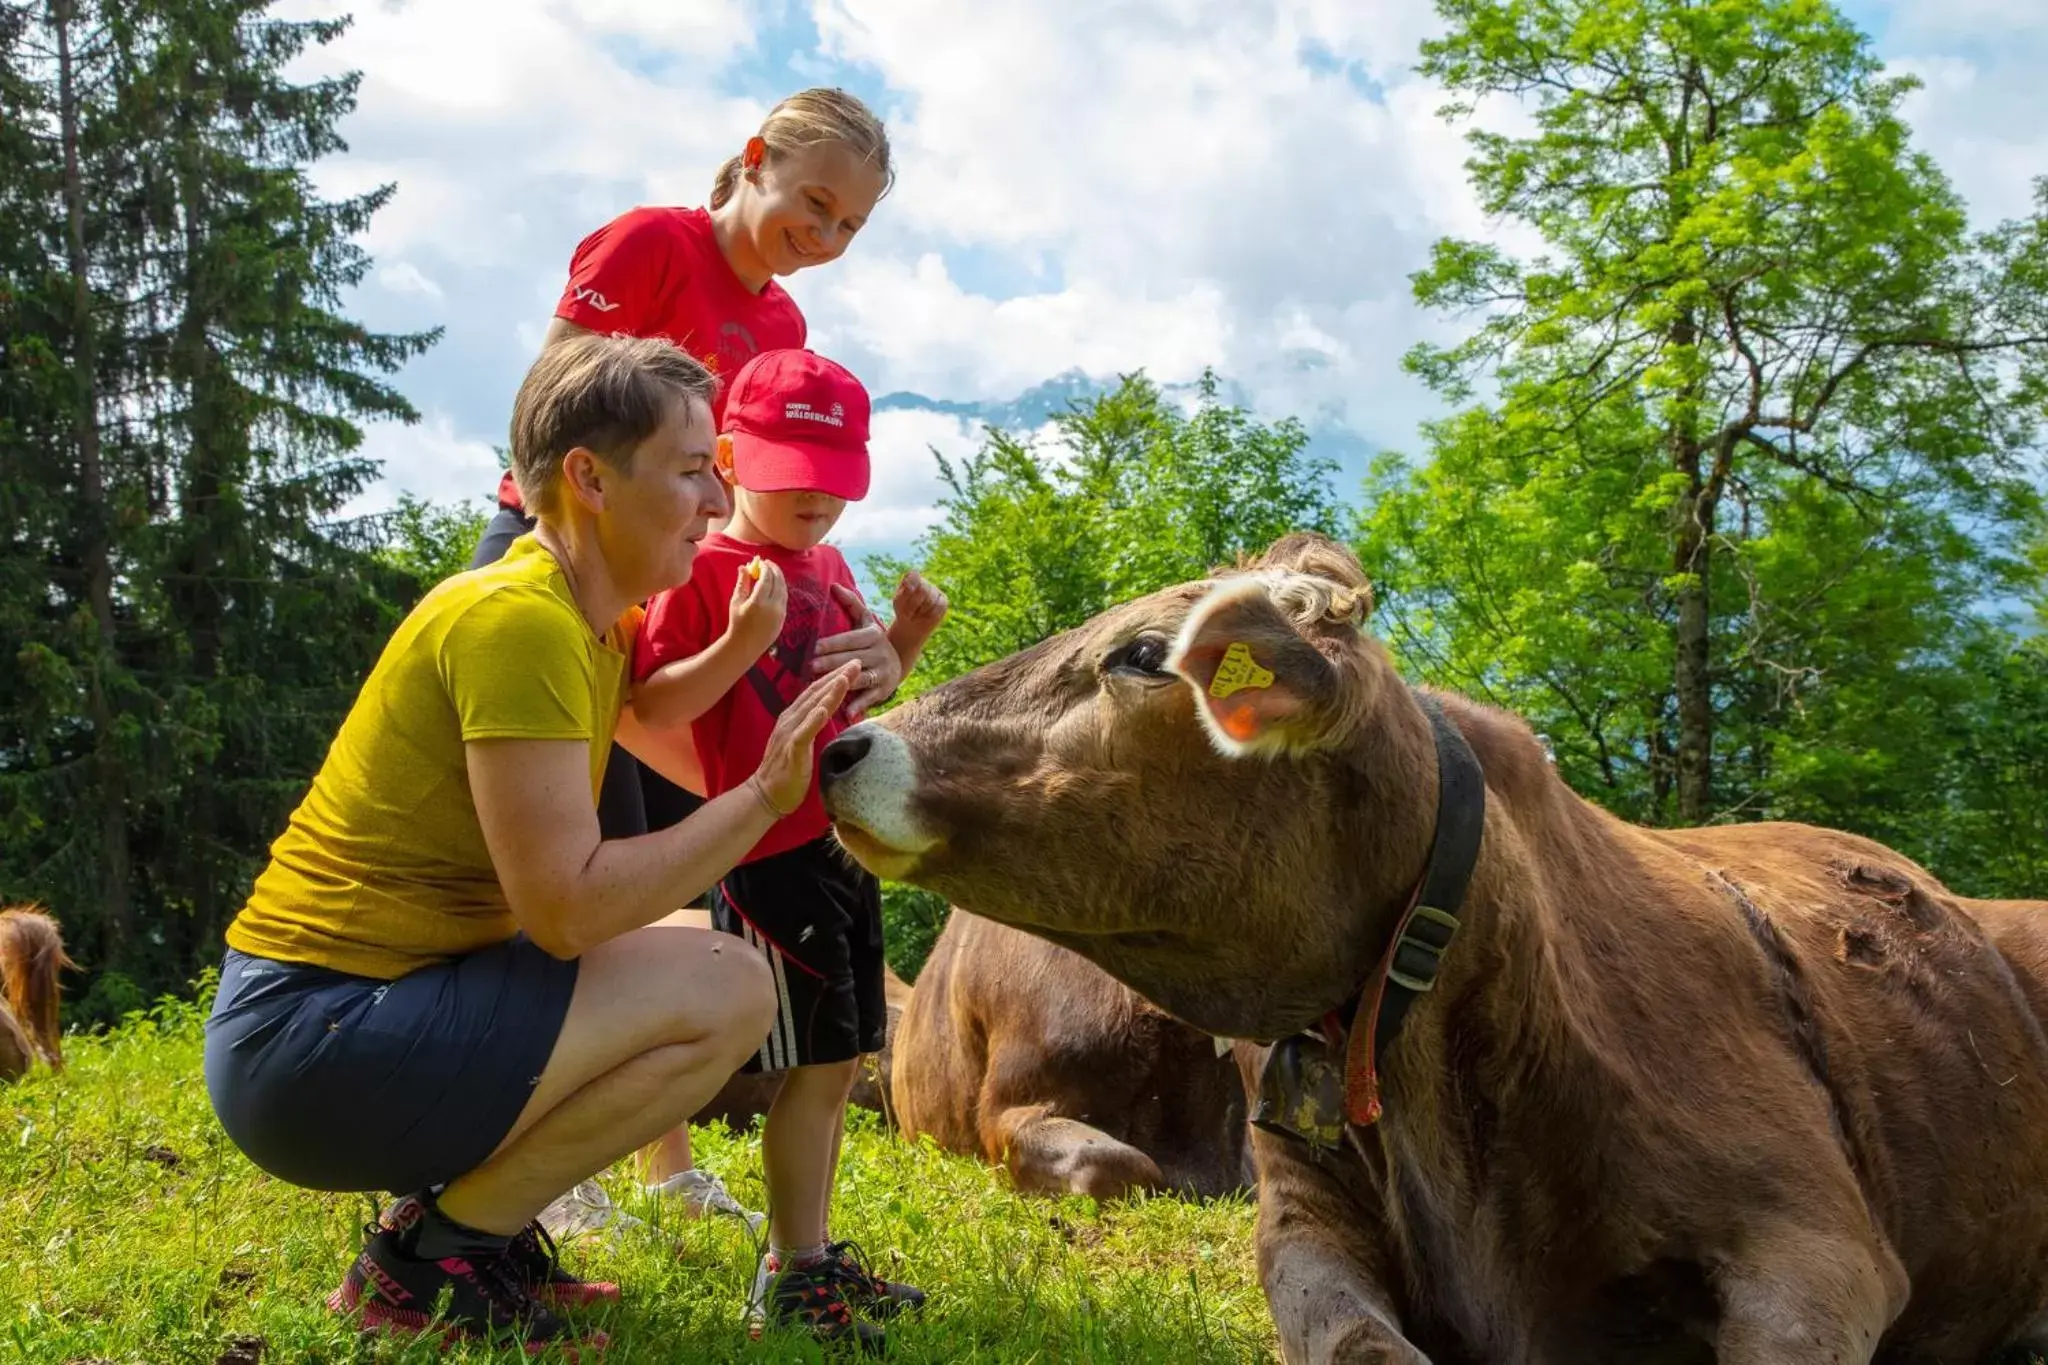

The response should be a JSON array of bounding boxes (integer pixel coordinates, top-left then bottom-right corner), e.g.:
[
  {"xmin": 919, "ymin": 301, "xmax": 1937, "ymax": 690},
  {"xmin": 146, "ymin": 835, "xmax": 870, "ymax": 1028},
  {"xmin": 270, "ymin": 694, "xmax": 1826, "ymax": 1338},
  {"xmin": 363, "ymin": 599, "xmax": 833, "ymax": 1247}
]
[
  {"xmin": 748, "ymin": 664, "xmax": 858, "ymax": 816},
  {"xmin": 891, "ymin": 571, "xmax": 949, "ymax": 645},
  {"xmin": 729, "ymin": 557, "xmax": 787, "ymax": 657}
]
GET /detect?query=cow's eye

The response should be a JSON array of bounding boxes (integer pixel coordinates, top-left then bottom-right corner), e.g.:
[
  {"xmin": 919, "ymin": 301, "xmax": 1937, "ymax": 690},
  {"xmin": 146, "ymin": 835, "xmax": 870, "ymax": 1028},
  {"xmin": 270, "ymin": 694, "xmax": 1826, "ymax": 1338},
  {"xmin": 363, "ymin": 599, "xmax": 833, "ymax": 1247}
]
[{"xmin": 1106, "ymin": 634, "xmax": 1172, "ymax": 678}]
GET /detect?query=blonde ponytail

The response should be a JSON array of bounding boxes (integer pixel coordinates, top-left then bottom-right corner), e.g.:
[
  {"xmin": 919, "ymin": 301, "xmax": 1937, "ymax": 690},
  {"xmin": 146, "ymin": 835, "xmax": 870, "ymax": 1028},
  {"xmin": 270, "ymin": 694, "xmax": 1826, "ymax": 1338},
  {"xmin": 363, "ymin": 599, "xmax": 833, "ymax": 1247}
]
[
  {"xmin": 709, "ymin": 87, "xmax": 894, "ymax": 207},
  {"xmin": 709, "ymin": 154, "xmax": 745, "ymax": 209}
]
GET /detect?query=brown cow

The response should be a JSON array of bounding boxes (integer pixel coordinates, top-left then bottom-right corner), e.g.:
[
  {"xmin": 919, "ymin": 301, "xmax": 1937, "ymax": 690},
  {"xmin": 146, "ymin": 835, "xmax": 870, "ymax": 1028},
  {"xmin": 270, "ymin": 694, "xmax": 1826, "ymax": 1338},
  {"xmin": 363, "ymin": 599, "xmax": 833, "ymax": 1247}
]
[
  {"xmin": 816, "ymin": 531, "xmax": 2048, "ymax": 1364},
  {"xmin": 890, "ymin": 906, "xmax": 1252, "ymax": 1201},
  {"xmin": 0, "ymin": 905, "xmax": 72, "ymax": 1082}
]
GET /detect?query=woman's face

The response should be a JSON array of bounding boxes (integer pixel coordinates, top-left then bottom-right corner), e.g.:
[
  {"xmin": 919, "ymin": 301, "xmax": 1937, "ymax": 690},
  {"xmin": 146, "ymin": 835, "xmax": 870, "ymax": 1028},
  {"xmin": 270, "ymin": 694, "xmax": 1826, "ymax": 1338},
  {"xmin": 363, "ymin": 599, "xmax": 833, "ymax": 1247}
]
[
  {"xmin": 744, "ymin": 140, "xmax": 888, "ymax": 278},
  {"xmin": 597, "ymin": 396, "xmax": 728, "ymax": 601}
]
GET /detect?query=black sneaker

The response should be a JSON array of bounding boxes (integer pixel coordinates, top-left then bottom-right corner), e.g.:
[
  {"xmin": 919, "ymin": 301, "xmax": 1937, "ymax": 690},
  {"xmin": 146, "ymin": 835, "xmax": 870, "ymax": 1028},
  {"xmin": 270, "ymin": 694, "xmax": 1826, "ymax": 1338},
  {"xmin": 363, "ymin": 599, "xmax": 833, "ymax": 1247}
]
[
  {"xmin": 823, "ymin": 1240, "xmax": 926, "ymax": 1320},
  {"xmin": 507, "ymin": 1218, "xmax": 622, "ymax": 1307},
  {"xmin": 327, "ymin": 1221, "xmax": 608, "ymax": 1358},
  {"xmin": 382, "ymin": 1193, "xmax": 619, "ymax": 1307},
  {"xmin": 762, "ymin": 1252, "xmax": 887, "ymax": 1356}
]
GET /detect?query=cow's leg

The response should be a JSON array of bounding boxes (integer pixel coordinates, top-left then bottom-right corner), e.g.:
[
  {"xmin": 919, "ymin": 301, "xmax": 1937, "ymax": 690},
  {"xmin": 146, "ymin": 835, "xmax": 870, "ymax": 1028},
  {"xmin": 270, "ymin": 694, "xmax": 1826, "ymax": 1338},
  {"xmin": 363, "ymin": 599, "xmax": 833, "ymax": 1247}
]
[
  {"xmin": 1251, "ymin": 1130, "xmax": 1428, "ymax": 1365},
  {"xmin": 1711, "ymin": 1223, "xmax": 1905, "ymax": 1365},
  {"xmin": 987, "ymin": 1103, "xmax": 1165, "ymax": 1202}
]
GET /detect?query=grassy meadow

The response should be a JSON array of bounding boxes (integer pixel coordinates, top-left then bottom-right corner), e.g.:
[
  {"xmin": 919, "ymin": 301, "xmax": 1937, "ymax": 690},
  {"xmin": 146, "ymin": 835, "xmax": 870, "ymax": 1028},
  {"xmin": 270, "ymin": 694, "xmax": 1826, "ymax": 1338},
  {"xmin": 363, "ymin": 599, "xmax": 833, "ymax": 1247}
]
[{"xmin": 0, "ymin": 989, "xmax": 1276, "ymax": 1364}]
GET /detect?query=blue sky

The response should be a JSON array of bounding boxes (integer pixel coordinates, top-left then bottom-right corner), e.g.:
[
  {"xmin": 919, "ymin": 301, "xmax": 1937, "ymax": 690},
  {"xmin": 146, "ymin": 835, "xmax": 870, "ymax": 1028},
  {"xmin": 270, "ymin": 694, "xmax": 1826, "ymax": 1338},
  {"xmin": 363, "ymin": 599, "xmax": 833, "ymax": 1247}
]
[{"xmin": 278, "ymin": 0, "xmax": 2047, "ymax": 561}]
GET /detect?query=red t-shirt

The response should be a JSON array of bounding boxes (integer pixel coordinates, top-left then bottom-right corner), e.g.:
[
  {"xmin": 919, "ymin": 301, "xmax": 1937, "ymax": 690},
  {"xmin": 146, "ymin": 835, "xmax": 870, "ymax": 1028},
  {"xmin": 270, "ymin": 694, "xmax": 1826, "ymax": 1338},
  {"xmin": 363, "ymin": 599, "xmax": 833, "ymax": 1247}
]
[
  {"xmin": 496, "ymin": 206, "xmax": 808, "ymax": 512},
  {"xmin": 632, "ymin": 533, "xmax": 862, "ymax": 863}
]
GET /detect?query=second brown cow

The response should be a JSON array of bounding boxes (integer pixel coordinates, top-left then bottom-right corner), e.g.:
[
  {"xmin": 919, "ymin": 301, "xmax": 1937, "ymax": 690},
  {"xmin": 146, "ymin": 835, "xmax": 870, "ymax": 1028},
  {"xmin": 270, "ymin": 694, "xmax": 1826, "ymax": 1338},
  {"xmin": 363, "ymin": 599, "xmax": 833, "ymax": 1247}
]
[{"xmin": 891, "ymin": 906, "xmax": 1252, "ymax": 1201}]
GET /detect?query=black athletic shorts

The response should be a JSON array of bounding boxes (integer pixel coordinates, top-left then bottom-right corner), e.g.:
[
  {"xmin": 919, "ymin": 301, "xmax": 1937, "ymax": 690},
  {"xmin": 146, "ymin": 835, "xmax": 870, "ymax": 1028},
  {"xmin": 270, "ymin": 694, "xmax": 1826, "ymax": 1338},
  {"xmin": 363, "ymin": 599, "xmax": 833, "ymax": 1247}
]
[
  {"xmin": 202, "ymin": 938, "xmax": 576, "ymax": 1195},
  {"xmin": 712, "ymin": 837, "xmax": 886, "ymax": 1073}
]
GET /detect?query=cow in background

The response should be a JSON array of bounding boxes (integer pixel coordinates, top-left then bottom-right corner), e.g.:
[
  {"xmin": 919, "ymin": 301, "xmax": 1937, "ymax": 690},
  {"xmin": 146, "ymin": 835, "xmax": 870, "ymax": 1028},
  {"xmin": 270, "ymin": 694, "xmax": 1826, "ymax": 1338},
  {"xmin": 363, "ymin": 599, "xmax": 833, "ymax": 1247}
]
[
  {"xmin": 0, "ymin": 905, "xmax": 72, "ymax": 1082},
  {"xmin": 889, "ymin": 907, "xmax": 1251, "ymax": 1202}
]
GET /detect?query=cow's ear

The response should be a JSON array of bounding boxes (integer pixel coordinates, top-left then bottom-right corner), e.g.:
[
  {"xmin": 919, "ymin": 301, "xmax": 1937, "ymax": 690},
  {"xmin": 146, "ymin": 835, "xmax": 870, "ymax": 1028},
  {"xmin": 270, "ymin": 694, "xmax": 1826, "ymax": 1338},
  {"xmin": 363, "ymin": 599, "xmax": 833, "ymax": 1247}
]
[{"xmin": 1168, "ymin": 575, "xmax": 1343, "ymax": 757}]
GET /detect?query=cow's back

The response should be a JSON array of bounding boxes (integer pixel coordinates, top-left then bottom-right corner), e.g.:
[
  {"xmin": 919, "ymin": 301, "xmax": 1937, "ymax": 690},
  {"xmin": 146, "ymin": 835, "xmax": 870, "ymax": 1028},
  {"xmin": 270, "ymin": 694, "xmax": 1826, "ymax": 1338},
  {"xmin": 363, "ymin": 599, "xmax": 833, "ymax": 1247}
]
[
  {"xmin": 1961, "ymin": 895, "xmax": 2048, "ymax": 1031},
  {"xmin": 1653, "ymin": 823, "xmax": 2048, "ymax": 1355},
  {"xmin": 891, "ymin": 908, "xmax": 1252, "ymax": 1198}
]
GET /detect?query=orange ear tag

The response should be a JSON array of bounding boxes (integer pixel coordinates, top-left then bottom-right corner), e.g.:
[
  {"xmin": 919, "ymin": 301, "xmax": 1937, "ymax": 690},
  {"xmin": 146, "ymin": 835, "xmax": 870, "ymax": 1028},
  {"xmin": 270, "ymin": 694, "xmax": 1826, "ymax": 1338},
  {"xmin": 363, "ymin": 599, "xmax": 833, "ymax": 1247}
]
[
  {"xmin": 1220, "ymin": 703, "xmax": 1262, "ymax": 741},
  {"xmin": 1208, "ymin": 641, "xmax": 1275, "ymax": 700}
]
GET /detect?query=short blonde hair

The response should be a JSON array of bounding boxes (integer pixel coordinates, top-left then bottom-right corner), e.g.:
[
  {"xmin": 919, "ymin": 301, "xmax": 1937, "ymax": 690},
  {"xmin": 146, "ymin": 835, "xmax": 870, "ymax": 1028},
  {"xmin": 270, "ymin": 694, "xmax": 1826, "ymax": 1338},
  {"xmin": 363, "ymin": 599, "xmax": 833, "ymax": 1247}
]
[
  {"xmin": 710, "ymin": 87, "xmax": 894, "ymax": 209},
  {"xmin": 508, "ymin": 334, "xmax": 716, "ymax": 515}
]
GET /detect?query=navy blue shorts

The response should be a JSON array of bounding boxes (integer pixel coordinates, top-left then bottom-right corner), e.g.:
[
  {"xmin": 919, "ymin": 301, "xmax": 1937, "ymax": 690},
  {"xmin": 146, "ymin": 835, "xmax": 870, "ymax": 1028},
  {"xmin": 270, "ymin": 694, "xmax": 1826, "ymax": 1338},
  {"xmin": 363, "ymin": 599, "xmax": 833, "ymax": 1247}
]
[{"xmin": 203, "ymin": 937, "xmax": 578, "ymax": 1195}]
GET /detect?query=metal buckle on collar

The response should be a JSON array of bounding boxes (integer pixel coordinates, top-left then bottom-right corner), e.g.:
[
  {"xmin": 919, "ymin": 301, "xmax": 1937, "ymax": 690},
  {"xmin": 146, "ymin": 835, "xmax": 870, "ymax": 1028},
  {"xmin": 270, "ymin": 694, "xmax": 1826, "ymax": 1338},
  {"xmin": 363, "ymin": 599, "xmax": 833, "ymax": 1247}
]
[{"xmin": 1387, "ymin": 903, "xmax": 1459, "ymax": 993}]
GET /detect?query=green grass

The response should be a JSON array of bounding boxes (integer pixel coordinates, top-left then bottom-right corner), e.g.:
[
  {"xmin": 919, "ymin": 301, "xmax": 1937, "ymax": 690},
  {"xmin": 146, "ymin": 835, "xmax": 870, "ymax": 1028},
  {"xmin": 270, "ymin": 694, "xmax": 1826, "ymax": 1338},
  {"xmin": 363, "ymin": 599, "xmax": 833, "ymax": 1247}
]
[{"xmin": 0, "ymin": 994, "xmax": 1276, "ymax": 1364}]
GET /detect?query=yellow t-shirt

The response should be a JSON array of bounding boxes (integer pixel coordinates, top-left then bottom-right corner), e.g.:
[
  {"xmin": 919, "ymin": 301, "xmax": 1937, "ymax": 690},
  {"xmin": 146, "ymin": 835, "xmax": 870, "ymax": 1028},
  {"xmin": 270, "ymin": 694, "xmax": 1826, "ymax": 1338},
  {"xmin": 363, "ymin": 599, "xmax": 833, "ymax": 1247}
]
[{"xmin": 226, "ymin": 534, "xmax": 640, "ymax": 980}]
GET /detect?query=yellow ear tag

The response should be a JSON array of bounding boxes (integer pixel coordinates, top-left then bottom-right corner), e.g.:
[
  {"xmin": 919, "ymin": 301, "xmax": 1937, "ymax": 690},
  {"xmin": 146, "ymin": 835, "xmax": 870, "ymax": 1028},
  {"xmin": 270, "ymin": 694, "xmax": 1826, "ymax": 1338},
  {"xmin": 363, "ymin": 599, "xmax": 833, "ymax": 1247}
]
[{"xmin": 1208, "ymin": 641, "xmax": 1275, "ymax": 699}]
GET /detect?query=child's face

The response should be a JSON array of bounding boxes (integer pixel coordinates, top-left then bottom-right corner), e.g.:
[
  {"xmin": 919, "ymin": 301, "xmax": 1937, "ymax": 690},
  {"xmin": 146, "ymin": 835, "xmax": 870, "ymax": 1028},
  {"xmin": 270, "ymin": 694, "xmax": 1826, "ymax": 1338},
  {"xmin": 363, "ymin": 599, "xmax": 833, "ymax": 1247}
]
[
  {"xmin": 734, "ymin": 484, "xmax": 848, "ymax": 552},
  {"xmin": 742, "ymin": 141, "xmax": 887, "ymax": 278}
]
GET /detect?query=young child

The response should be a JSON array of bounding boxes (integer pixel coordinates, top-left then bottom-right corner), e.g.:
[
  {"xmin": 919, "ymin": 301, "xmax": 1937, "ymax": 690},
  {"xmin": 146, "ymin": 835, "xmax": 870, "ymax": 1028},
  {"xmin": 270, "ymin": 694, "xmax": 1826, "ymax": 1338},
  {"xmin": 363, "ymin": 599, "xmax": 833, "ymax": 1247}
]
[{"xmin": 631, "ymin": 348, "xmax": 947, "ymax": 1352}]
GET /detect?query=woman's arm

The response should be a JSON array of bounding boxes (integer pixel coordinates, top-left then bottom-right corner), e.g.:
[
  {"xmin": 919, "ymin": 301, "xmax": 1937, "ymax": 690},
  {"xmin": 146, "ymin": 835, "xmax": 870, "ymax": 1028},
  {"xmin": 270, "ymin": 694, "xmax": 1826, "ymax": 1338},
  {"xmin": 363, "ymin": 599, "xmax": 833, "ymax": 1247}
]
[
  {"xmin": 544, "ymin": 317, "xmax": 594, "ymax": 349},
  {"xmin": 470, "ymin": 664, "xmax": 854, "ymax": 959}
]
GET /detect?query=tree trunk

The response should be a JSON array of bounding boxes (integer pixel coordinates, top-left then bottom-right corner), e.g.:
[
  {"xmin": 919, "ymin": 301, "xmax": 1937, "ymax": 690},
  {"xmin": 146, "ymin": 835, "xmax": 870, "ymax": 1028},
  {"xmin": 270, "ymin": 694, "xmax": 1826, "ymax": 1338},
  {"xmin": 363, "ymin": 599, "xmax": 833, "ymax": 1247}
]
[
  {"xmin": 55, "ymin": 0, "xmax": 130, "ymax": 958},
  {"xmin": 1672, "ymin": 485, "xmax": 1715, "ymax": 825},
  {"xmin": 172, "ymin": 135, "xmax": 224, "ymax": 942},
  {"xmin": 1663, "ymin": 301, "xmax": 1717, "ymax": 827},
  {"xmin": 1647, "ymin": 702, "xmax": 1674, "ymax": 823}
]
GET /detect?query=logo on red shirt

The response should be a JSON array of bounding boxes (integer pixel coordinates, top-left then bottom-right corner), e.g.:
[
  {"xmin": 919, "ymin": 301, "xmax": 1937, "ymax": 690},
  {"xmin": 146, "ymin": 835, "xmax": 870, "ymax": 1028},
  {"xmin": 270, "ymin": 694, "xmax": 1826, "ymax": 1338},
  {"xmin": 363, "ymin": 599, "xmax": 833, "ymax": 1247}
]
[
  {"xmin": 717, "ymin": 320, "xmax": 761, "ymax": 375},
  {"xmin": 739, "ymin": 578, "xmax": 838, "ymax": 722},
  {"xmin": 570, "ymin": 285, "xmax": 622, "ymax": 313}
]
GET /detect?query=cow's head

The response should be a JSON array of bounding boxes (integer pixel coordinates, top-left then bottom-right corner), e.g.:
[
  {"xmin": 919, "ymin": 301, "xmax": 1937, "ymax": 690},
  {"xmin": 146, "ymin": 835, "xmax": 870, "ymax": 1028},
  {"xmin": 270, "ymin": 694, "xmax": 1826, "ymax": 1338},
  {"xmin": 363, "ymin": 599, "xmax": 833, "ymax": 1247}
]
[{"xmin": 820, "ymin": 533, "xmax": 1446, "ymax": 1040}]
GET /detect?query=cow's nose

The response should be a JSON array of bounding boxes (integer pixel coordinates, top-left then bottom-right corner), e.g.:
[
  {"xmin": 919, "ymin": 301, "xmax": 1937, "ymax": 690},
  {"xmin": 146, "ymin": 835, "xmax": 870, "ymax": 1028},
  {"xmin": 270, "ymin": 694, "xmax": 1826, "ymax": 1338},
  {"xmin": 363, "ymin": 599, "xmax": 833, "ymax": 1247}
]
[{"xmin": 819, "ymin": 730, "xmax": 872, "ymax": 795}]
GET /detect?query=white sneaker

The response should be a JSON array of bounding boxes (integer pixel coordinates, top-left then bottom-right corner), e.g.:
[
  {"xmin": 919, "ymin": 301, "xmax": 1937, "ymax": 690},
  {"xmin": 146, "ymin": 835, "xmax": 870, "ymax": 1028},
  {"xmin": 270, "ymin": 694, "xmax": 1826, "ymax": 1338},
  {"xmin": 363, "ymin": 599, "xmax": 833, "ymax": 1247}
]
[
  {"xmin": 744, "ymin": 1249, "xmax": 781, "ymax": 1338},
  {"xmin": 645, "ymin": 1167, "xmax": 766, "ymax": 1233},
  {"xmin": 536, "ymin": 1178, "xmax": 643, "ymax": 1244}
]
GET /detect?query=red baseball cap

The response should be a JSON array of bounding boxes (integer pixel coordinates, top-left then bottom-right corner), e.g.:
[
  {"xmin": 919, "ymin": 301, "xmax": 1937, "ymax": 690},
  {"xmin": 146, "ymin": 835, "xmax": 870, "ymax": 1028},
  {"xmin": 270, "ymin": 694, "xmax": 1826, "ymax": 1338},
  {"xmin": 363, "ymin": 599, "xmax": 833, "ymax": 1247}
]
[{"xmin": 721, "ymin": 349, "xmax": 871, "ymax": 501}]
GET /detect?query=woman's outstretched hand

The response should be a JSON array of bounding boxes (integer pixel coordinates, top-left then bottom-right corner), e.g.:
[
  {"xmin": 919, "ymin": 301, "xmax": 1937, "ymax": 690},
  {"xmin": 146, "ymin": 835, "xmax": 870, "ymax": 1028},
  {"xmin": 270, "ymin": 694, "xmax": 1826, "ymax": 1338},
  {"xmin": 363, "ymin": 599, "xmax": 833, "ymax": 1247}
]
[{"xmin": 749, "ymin": 662, "xmax": 858, "ymax": 816}]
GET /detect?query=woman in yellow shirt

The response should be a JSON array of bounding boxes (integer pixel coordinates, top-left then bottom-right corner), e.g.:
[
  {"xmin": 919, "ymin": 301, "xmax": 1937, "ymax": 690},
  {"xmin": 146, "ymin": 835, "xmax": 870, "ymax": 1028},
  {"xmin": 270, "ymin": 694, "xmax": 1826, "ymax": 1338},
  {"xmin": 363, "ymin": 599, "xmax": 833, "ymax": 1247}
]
[{"xmin": 203, "ymin": 334, "xmax": 853, "ymax": 1356}]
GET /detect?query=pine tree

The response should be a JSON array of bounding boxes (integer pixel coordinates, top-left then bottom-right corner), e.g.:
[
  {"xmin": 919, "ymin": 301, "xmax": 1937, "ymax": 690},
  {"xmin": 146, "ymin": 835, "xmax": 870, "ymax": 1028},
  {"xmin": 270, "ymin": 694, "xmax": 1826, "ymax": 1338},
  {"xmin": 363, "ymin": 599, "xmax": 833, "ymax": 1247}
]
[
  {"xmin": 0, "ymin": 0, "xmax": 440, "ymax": 1018},
  {"xmin": 2, "ymin": 0, "xmax": 147, "ymax": 978}
]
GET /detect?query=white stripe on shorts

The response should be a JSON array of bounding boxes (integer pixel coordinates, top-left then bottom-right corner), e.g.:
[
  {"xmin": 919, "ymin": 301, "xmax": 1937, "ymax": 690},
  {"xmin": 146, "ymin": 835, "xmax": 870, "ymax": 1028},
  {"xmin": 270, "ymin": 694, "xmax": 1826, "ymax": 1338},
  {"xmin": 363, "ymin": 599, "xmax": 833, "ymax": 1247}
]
[{"xmin": 744, "ymin": 918, "xmax": 797, "ymax": 1071}]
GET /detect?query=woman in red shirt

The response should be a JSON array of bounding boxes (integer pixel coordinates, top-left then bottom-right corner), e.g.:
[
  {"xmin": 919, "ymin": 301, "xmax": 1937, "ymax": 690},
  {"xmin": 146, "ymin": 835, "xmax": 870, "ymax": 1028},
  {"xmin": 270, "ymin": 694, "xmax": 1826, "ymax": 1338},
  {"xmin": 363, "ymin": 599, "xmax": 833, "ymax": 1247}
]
[{"xmin": 466, "ymin": 87, "xmax": 910, "ymax": 1231}]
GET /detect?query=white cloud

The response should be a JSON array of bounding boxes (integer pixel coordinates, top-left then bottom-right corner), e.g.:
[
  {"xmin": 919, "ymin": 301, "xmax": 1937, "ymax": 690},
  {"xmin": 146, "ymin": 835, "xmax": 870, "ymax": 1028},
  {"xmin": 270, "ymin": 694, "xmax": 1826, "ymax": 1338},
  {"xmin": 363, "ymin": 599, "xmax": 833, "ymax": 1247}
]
[
  {"xmin": 1890, "ymin": 52, "xmax": 2048, "ymax": 227},
  {"xmin": 828, "ymin": 408, "xmax": 980, "ymax": 550},
  {"xmin": 342, "ymin": 413, "xmax": 503, "ymax": 518},
  {"xmin": 802, "ymin": 4, "xmax": 1453, "ymax": 408},
  {"xmin": 787, "ymin": 0, "xmax": 1563, "ymax": 460},
  {"xmin": 376, "ymin": 260, "xmax": 444, "ymax": 300},
  {"xmin": 273, "ymin": 0, "xmax": 766, "ymax": 263},
  {"xmin": 803, "ymin": 254, "xmax": 1234, "ymax": 402}
]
